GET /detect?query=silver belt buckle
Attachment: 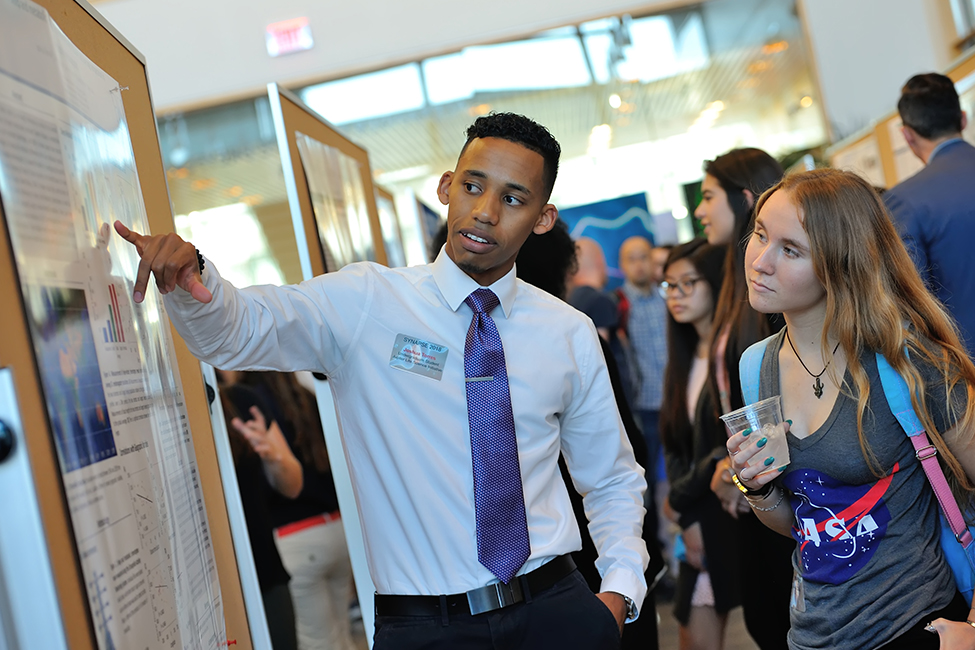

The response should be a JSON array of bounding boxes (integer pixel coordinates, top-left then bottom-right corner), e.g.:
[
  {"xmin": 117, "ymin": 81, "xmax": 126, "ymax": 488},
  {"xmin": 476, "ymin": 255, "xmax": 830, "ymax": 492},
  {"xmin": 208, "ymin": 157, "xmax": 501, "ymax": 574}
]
[{"xmin": 466, "ymin": 578, "xmax": 524, "ymax": 615}]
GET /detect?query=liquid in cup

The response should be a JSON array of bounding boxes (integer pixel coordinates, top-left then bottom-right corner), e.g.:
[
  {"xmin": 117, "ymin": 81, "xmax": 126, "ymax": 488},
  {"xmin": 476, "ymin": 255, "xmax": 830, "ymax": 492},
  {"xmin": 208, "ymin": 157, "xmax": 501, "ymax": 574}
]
[{"xmin": 720, "ymin": 395, "xmax": 790, "ymax": 476}]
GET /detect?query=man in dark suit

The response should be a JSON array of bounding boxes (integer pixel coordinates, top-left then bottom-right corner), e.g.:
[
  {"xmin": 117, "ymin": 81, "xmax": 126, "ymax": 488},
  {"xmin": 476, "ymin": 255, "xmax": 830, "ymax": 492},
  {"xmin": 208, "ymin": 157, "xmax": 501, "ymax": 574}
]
[{"xmin": 885, "ymin": 73, "xmax": 975, "ymax": 352}]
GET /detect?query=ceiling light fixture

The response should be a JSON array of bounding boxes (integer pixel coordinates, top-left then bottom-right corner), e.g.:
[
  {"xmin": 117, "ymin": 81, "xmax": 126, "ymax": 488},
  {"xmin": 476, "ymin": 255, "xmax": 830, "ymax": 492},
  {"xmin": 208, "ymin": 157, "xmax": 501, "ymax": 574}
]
[{"xmin": 587, "ymin": 124, "xmax": 613, "ymax": 154}]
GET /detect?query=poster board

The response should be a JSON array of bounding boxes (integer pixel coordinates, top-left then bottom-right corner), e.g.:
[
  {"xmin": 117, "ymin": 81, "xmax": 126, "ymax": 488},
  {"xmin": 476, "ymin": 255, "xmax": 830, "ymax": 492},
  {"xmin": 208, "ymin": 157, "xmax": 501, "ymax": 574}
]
[
  {"xmin": 375, "ymin": 185, "xmax": 407, "ymax": 268},
  {"xmin": 0, "ymin": 0, "xmax": 250, "ymax": 648},
  {"xmin": 828, "ymin": 131, "xmax": 886, "ymax": 187},
  {"xmin": 267, "ymin": 83, "xmax": 387, "ymax": 277},
  {"xmin": 267, "ymin": 82, "xmax": 381, "ymax": 646}
]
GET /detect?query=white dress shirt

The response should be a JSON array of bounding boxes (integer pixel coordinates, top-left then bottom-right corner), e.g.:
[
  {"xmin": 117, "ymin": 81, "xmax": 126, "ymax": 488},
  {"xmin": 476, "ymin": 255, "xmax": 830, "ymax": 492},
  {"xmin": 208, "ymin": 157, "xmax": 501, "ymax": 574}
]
[{"xmin": 165, "ymin": 249, "xmax": 649, "ymax": 610}]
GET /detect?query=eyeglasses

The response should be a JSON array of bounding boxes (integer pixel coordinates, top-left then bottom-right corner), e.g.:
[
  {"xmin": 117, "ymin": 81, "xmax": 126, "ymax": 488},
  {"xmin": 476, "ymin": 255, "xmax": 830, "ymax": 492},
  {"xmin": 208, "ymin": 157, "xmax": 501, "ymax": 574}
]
[{"xmin": 658, "ymin": 277, "xmax": 705, "ymax": 298}]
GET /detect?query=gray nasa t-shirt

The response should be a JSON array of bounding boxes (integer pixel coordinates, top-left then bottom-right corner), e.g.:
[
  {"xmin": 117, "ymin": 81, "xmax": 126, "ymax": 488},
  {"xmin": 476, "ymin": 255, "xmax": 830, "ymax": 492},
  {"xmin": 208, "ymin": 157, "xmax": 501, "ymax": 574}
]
[{"xmin": 758, "ymin": 330, "xmax": 957, "ymax": 650}]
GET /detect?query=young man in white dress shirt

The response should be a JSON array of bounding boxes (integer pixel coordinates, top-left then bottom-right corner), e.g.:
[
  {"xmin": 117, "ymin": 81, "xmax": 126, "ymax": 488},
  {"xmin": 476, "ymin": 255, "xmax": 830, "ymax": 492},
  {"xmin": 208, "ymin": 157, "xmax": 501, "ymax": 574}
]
[{"xmin": 116, "ymin": 113, "xmax": 649, "ymax": 649}]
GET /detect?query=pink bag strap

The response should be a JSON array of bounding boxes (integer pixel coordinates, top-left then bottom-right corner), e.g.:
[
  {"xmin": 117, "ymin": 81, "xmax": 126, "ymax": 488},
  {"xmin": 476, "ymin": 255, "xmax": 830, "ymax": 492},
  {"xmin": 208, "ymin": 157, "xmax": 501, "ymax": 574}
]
[{"xmin": 910, "ymin": 432, "xmax": 973, "ymax": 548}]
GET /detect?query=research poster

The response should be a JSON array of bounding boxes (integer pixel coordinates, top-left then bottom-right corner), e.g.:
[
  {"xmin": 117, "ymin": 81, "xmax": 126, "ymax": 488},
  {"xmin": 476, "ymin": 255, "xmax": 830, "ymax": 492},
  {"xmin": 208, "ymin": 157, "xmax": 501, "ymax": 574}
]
[
  {"xmin": 886, "ymin": 117, "xmax": 925, "ymax": 184},
  {"xmin": 0, "ymin": 1, "xmax": 225, "ymax": 648},
  {"xmin": 957, "ymin": 71, "xmax": 975, "ymax": 147},
  {"xmin": 831, "ymin": 135, "xmax": 886, "ymax": 188},
  {"xmin": 295, "ymin": 133, "xmax": 374, "ymax": 271}
]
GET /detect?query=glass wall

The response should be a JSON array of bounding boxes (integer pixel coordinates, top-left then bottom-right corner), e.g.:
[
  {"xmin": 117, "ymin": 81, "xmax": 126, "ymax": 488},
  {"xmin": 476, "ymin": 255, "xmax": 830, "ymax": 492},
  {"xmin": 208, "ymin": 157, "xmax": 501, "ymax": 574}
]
[
  {"xmin": 298, "ymin": 0, "xmax": 826, "ymax": 244},
  {"xmin": 158, "ymin": 98, "xmax": 302, "ymax": 285}
]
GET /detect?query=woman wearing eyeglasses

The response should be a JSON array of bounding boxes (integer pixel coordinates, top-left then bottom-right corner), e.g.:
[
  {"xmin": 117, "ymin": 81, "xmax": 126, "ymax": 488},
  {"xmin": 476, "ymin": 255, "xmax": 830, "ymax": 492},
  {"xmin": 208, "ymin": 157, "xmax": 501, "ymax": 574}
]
[{"xmin": 659, "ymin": 238, "xmax": 736, "ymax": 650}]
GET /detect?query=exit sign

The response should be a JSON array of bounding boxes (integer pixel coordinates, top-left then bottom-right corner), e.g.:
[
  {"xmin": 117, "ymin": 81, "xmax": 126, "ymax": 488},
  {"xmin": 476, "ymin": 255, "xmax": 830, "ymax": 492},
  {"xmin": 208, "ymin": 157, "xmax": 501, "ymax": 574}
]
[{"xmin": 266, "ymin": 18, "xmax": 314, "ymax": 57}]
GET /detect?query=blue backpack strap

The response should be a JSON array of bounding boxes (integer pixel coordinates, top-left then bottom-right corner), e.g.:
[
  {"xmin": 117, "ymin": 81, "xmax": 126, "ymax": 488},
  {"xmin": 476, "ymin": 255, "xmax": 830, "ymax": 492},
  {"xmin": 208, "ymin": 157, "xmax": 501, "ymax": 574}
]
[
  {"xmin": 875, "ymin": 352, "xmax": 925, "ymax": 437},
  {"xmin": 739, "ymin": 334, "xmax": 778, "ymax": 406},
  {"xmin": 876, "ymin": 349, "xmax": 975, "ymax": 595}
]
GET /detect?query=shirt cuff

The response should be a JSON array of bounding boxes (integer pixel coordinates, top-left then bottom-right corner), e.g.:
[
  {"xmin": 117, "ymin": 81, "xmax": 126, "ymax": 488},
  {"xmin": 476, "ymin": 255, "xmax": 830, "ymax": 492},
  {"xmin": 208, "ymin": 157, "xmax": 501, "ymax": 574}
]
[
  {"xmin": 170, "ymin": 254, "xmax": 220, "ymax": 303},
  {"xmin": 599, "ymin": 567, "xmax": 647, "ymax": 622}
]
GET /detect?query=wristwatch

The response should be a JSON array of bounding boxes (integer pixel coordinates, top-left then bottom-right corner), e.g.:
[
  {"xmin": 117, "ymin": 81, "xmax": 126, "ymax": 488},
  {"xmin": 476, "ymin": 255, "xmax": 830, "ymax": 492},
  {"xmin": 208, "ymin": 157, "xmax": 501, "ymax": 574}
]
[
  {"xmin": 623, "ymin": 595, "xmax": 637, "ymax": 621},
  {"xmin": 732, "ymin": 473, "xmax": 774, "ymax": 498}
]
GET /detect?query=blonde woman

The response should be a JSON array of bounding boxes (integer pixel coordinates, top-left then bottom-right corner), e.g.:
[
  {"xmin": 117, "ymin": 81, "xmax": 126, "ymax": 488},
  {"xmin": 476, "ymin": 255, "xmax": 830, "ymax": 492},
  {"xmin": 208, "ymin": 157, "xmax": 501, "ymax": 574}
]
[{"xmin": 729, "ymin": 168, "xmax": 975, "ymax": 649}]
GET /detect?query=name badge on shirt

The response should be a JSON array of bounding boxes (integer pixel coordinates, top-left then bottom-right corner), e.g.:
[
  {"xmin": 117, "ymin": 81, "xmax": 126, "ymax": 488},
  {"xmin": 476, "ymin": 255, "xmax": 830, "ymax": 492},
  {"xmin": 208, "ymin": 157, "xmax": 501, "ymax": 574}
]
[{"xmin": 389, "ymin": 333, "xmax": 449, "ymax": 381}]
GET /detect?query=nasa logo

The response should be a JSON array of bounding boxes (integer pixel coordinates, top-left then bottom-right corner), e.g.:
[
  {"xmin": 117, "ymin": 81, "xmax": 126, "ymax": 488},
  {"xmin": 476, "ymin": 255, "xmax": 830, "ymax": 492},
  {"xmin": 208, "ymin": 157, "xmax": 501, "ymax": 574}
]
[{"xmin": 782, "ymin": 466, "xmax": 897, "ymax": 584}]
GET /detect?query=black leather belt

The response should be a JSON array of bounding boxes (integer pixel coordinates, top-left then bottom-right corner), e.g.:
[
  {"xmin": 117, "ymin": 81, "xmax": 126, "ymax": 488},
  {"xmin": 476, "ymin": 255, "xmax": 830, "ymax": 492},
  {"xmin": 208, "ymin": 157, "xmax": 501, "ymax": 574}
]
[{"xmin": 374, "ymin": 555, "xmax": 576, "ymax": 617}]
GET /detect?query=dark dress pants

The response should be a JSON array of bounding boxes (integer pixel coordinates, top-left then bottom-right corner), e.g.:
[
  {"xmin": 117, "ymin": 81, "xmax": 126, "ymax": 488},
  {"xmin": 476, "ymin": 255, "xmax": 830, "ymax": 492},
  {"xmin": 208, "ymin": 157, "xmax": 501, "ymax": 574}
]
[{"xmin": 373, "ymin": 571, "xmax": 621, "ymax": 650}]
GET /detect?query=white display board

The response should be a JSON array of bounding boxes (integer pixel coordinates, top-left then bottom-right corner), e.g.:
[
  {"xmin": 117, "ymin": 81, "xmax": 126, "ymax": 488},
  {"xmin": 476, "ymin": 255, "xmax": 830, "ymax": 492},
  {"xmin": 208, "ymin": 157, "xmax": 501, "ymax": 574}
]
[
  {"xmin": 831, "ymin": 135, "xmax": 886, "ymax": 187},
  {"xmin": 886, "ymin": 117, "xmax": 925, "ymax": 184}
]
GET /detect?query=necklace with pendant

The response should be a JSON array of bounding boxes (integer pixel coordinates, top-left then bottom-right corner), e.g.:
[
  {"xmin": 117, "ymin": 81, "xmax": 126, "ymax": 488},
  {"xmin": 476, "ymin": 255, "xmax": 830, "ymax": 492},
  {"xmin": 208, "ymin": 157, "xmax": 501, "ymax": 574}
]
[{"xmin": 785, "ymin": 329, "xmax": 841, "ymax": 399}]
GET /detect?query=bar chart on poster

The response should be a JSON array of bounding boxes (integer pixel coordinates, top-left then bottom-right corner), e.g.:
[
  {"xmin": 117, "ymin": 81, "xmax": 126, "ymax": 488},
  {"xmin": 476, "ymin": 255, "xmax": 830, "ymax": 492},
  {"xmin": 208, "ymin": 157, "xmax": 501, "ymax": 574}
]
[{"xmin": 0, "ymin": 0, "xmax": 225, "ymax": 648}]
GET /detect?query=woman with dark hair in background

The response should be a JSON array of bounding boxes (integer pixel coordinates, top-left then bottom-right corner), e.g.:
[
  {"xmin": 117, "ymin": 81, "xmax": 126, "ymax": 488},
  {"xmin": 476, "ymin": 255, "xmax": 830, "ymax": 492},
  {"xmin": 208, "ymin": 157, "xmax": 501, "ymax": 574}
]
[
  {"xmin": 516, "ymin": 220, "xmax": 661, "ymax": 650},
  {"xmin": 693, "ymin": 148, "xmax": 794, "ymax": 649},
  {"xmin": 216, "ymin": 373, "xmax": 303, "ymax": 650},
  {"xmin": 234, "ymin": 371, "xmax": 357, "ymax": 650},
  {"xmin": 659, "ymin": 239, "xmax": 736, "ymax": 650}
]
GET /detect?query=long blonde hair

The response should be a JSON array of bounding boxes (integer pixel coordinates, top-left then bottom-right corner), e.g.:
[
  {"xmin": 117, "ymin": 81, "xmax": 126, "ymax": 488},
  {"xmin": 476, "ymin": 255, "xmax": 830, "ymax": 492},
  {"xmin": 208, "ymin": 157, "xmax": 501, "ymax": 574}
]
[{"xmin": 756, "ymin": 168, "xmax": 975, "ymax": 508}]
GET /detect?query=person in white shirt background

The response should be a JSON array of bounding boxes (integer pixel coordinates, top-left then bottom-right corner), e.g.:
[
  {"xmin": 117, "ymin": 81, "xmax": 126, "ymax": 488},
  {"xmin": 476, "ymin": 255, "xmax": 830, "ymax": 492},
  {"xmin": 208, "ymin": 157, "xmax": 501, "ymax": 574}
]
[{"xmin": 115, "ymin": 112, "xmax": 650, "ymax": 650}]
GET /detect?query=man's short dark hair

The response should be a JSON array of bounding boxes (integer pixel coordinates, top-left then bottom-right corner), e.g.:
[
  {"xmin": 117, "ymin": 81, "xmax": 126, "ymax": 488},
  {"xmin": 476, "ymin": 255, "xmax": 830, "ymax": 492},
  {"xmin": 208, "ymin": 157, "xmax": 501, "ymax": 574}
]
[
  {"xmin": 460, "ymin": 112, "xmax": 561, "ymax": 201},
  {"xmin": 897, "ymin": 73, "xmax": 963, "ymax": 140}
]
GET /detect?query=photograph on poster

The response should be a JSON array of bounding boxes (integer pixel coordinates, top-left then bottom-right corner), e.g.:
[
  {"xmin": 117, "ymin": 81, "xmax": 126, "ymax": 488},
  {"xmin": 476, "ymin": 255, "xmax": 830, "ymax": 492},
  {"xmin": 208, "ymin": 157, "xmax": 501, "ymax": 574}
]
[{"xmin": 30, "ymin": 286, "xmax": 116, "ymax": 472}]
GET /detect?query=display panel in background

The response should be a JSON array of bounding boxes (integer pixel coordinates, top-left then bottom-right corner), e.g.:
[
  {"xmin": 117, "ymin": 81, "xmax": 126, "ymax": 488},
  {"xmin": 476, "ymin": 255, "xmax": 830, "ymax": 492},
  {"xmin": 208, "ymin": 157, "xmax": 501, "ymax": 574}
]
[
  {"xmin": 958, "ymin": 71, "xmax": 975, "ymax": 147},
  {"xmin": 831, "ymin": 135, "xmax": 886, "ymax": 188},
  {"xmin": 0, "ymin": 1, "xmax": 225, "ymax": 648},
  {"xmin": 559, "ymin": 193, "xmax": 657, "ymax": 291},
  {"xmin": 295, "ymin": 132, "xmax": 374, "ymax": 271},
  {"xmin": 886, "ymin": 117, "xmax": 925, "ymax": 184},
  {"xmin": 375, "ymin": 189, "xmax": 407, "ymax": 268}
]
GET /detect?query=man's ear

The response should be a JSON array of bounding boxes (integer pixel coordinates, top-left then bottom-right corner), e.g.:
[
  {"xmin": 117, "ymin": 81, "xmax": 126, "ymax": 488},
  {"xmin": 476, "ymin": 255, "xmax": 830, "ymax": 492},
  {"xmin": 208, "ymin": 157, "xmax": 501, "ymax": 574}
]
[
  {"xmin": 533, "ymin": 204, "xmax": 559, "ymax": 235},
  {"xmin": 437, "ymin": 172, "xmax": 453, "ymax": 206},
  {"xmin": 742, "ymin": 188, "xmax": 755, "ymax": 209},
  {"xmin": 962, "ymin": 111, "xmax": 968, "ymax": 133},
  {"xmin": 902, "ymin": 125, "xmax": 918, "ymax": 149}
]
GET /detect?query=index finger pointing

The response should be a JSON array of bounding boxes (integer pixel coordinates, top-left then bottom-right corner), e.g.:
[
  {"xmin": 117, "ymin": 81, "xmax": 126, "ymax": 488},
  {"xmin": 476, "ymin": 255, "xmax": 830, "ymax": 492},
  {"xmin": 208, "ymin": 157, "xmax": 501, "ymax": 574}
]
[{"xmin": 114, "ymin": 220, "xmax": 146, "ymax": 251}]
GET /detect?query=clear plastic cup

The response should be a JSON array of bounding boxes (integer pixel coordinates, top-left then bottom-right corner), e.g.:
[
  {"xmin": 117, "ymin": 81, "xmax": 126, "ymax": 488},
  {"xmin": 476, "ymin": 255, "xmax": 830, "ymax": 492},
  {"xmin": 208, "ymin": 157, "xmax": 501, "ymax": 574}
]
[{"xmin": 720, "ymin": 395, "xmax": 790, "ymax": 475}]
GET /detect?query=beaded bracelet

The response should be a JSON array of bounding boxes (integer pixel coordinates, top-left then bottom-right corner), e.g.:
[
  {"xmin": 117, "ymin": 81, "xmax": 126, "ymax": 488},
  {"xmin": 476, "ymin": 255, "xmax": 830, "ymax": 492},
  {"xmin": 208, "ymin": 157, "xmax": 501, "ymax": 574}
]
[
  {"xmin": 196, "ymin": 248, "xmax": 205, "ymax": 274},
  {"xmin": 747, "ymin": 488, "xmax": 785, "ymax": 512}
]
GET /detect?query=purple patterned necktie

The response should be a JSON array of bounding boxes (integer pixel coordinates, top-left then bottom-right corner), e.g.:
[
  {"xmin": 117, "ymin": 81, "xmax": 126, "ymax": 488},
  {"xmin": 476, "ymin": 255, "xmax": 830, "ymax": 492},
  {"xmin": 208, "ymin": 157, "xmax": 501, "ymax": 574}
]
[{"xmin": 464, "ymin": 288, "xmax": 530, "ymax": 584}]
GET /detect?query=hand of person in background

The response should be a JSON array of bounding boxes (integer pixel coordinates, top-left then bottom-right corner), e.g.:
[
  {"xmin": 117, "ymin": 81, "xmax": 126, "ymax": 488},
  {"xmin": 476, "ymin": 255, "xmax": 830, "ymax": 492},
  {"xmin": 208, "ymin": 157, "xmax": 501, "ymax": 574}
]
[
  {"xmin": 232, "ymin": 405, "xmax": 275, "ymax": 457},
  {"xmin": 662, "ymin": 496, "xmax": 680, "ymax": 524},
  {"xmin": 710, "ymin": 457, "xmax": 750, "ymax": 518},
  {"xmin": 682, "ymin": 522, "xmax": 705, "ymax": 571},
  {"xmin": 113, "ymin": 220, "xmax": 212, "ymax": 304},
  {"xmin": 232, "ymin": 405, "xmax": 304, "ymax": 499}
]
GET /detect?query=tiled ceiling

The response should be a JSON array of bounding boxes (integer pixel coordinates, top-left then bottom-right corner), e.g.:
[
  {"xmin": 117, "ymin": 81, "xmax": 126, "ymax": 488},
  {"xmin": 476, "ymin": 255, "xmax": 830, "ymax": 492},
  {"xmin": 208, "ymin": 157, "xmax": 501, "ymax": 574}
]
[{"xmin": 340, "ymin": 39, "xmax": 811, "ymax": 178}]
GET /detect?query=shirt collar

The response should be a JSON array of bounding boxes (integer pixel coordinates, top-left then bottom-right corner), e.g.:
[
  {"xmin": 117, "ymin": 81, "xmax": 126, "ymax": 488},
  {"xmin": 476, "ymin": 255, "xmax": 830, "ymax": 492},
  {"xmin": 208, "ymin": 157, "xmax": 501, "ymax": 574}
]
[
  {"xmin": 431, "ymin": 247, "xmax": 518, "ymax": 319},
  {"xmin": 929, "ymin": 137, "xmax": 964, "ymax": 163}
]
